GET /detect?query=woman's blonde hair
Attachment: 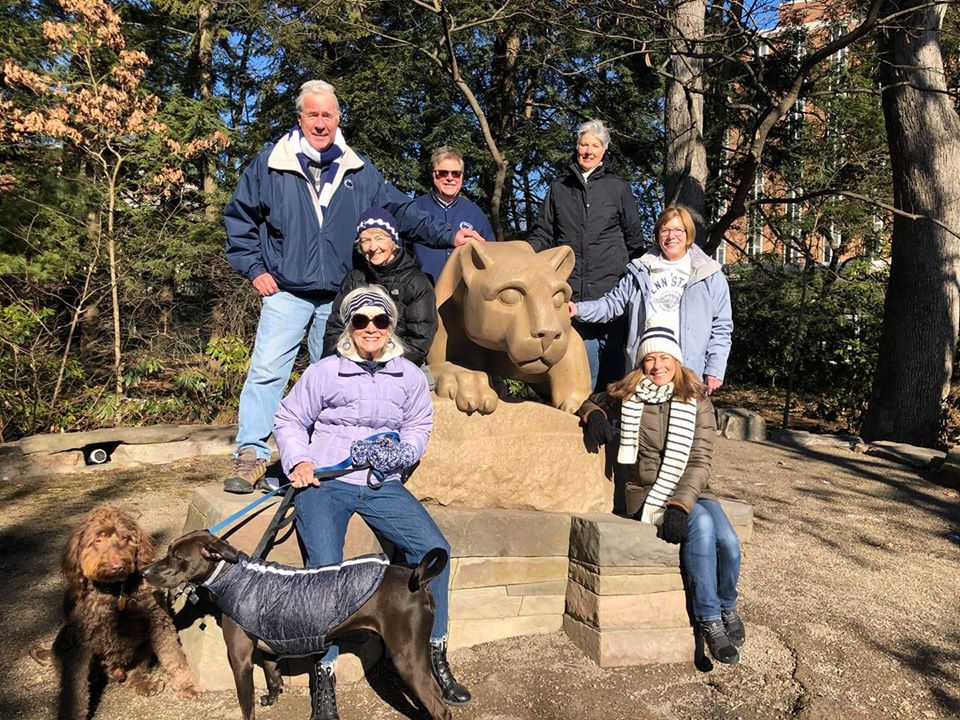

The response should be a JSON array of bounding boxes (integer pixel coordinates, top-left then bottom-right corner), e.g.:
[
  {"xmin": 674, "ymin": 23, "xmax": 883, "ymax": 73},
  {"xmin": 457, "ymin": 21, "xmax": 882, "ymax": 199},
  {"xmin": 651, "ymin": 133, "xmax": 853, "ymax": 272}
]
[
  {"xmin": 607, "ymin": 361, "xmax": 705, "ymax": 403},
  {"xmin": 654, "ymin": 206, "xmax": 697, "ymax": 250}
]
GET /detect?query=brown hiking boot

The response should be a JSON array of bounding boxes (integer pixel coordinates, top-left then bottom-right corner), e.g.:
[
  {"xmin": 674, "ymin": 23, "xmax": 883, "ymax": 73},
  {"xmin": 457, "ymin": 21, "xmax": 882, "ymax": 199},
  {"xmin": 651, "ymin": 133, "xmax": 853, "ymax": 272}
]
[{"xmin": 223, "ymin": 448, "xmax": 266, "ymax": 494}]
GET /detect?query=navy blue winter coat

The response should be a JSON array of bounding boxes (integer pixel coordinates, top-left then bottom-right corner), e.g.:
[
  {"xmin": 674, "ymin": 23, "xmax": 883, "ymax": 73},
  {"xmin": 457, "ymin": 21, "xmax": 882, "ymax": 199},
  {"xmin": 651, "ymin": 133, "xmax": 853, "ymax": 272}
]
[
  {"xmin": 411, "ymin": 192, "xmax": 495, "ymax": 284},
  {"xmin": 224, "ymin": 130, "xmax": 455, "ymax": 294}
]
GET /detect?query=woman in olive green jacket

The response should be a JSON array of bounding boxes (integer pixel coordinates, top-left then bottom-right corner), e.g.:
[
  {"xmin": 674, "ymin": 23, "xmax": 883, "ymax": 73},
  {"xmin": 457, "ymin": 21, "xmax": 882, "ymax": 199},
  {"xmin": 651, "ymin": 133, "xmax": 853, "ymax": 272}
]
[{"xmin": 578, "ymin": 325, "xmax": 745, "ymax": 665}]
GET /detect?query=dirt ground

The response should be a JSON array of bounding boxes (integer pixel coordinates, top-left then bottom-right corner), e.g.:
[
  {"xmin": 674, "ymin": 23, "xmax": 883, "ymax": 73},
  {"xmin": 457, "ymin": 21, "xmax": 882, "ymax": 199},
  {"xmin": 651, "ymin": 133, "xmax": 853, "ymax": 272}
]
[{"xmin": 2, "ymin": 435, "xmax": 959, "ymax": 720}]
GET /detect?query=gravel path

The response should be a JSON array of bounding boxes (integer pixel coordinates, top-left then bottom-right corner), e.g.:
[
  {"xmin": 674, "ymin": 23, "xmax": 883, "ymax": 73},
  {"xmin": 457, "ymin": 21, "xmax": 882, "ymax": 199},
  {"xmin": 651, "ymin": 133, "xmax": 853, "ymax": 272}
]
[{"xmin": 1, "ymin": 438, "xmax": 957, "ymax": 720}]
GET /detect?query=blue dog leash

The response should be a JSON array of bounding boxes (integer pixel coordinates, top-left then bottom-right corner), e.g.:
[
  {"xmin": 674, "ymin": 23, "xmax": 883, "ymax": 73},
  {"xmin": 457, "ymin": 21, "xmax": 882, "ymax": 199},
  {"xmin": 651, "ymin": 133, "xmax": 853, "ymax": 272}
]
[
  {"xmin": 208, "ymin": 431, "xmax": 402, "ymax": 536},
  {"xmin": 177, "ymin": 432, "xmax": 407, "ymax": 609}
]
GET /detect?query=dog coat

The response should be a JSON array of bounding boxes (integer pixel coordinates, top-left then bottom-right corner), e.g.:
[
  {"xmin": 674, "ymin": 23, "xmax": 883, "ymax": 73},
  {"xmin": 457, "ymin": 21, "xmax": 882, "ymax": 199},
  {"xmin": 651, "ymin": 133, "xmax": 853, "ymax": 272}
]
[{"xmin": 203, "ymin": 550, "xmax": 389, "ymax": 657}]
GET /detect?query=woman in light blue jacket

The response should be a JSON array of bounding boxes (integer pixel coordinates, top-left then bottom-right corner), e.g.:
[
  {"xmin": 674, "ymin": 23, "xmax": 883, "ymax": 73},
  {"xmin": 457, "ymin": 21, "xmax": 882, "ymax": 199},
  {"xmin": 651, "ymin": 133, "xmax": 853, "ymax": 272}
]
[{"xmin": 570, "ymin": 206, "xmax": 732, "ymax": 392}]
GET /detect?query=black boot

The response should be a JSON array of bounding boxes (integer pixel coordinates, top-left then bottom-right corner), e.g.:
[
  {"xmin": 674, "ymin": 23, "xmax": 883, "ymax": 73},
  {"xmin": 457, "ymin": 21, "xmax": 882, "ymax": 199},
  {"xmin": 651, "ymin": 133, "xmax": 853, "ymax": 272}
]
[
  {"xmin": 721, "ymin": 607, "xmax": 746, "ymax": 648},
  {"xmin": 430, "ymin": 640, "xmax": 472, "ymax": 705},
  {"xmin": 310, "ymin": 662, "xmax": 340, "ymax": 720},
  {"xmin": 699, "ymin": 619, "xmax": 740, "ymax": 665}
]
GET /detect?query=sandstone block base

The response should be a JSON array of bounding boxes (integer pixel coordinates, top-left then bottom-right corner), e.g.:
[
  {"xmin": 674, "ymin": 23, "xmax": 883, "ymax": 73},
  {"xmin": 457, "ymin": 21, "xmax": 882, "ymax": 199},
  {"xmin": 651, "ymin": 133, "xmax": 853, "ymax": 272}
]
[
  {"xmin": 176, "ymin": 488, "xmax": 576, "ymax": 685},
  {"xmin": 562, "ymin": 502, "xmax": 752, "ymax": 668},
  {"xmin": 563, "ymin": 616, "xmax": 693, "ymax": 667},
  {"xmin": 407, "ymin": 398, "xmax": 610, "ymax": 513},
  {"xmin": 565, "ymin": 582, "xmax": 688, "ymax": 628}
]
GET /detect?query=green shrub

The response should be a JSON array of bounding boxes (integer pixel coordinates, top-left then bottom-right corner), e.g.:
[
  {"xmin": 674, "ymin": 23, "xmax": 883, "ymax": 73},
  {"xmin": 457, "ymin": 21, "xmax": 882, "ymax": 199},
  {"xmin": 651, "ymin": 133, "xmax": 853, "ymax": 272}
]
[{"xmin": 727, "ymin": 259, "xmax": 887, "ymax": 431}]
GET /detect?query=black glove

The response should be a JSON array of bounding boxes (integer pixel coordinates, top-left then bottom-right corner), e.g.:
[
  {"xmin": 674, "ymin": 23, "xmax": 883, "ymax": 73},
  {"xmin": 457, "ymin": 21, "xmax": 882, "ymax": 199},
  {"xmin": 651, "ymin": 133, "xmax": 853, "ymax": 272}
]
[
  {"xmin": 657, "ymin": 506, "xmax": 689, "ymax": 544},
  {"xmin": 583, "ymin": 412, "xmax": 614, "ymax": 453}
]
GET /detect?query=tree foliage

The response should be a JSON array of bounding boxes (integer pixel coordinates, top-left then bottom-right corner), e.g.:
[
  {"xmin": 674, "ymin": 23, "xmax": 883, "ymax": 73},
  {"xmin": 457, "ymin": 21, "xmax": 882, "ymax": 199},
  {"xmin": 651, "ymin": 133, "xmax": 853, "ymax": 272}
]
[{"xmin": 0, "ymin": 0, "xmax": 955, "ymax": 442}]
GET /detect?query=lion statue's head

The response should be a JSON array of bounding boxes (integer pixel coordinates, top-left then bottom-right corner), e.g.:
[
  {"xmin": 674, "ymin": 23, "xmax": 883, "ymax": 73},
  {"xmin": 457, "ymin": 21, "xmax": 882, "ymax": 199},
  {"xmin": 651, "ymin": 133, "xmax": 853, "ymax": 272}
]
[{"xmin": 445, "ymin": 241, "xmax": 575, "ymax": 376}]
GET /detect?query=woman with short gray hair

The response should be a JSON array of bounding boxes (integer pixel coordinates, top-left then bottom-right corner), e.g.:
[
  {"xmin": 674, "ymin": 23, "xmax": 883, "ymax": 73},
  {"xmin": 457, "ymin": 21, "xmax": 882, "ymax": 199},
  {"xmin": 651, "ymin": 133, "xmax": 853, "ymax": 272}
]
[{"xmin": 527, "ymin": 118, "xmax": 645, "ymax": 390}]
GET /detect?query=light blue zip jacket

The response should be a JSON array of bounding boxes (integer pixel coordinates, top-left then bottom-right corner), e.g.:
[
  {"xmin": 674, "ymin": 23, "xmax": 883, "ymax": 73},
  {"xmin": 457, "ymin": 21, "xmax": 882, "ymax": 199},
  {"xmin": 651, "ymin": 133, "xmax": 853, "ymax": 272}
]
[{"xmin": 575, "ymin": 244, "xmax": 733, "ymax": 380}]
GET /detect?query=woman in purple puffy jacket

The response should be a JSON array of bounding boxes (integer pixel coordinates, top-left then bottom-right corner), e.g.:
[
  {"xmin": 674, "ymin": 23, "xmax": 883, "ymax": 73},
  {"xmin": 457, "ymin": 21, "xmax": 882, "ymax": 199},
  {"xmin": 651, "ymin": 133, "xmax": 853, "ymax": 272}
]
[{"xmin": 273, "ymin": 284, "xmax": 471, "ymax": 717}]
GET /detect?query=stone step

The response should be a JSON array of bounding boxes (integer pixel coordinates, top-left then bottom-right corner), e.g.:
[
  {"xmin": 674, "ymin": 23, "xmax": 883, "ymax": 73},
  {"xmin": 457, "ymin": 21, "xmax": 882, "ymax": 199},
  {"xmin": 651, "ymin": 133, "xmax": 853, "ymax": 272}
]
[{"xmin": 562, "ymin": 615, "xmax": 694, "ymax": 667}]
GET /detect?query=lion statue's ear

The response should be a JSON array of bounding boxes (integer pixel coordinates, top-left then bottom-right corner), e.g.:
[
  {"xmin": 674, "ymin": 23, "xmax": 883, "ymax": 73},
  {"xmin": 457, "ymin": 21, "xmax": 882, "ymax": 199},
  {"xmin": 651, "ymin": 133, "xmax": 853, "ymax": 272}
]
[
  {"xmin": 459, "ymin": 240, "xmax": 495, "ymax": 288},
  {"xmin": 538, "ymin": 245, "xmax": 576, "ymax": 282}
]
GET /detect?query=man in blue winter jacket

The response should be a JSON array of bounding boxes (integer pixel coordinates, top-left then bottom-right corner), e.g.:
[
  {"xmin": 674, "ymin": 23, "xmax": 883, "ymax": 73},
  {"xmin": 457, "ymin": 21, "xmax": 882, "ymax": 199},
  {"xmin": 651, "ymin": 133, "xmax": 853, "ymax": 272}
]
[
  {"xmin": 412, "ymin": 146, "xmax": 495, "ymax": 283},
  {"xmin": 222, "ymin": 80, "xmax": 484, "ymax": 494}
]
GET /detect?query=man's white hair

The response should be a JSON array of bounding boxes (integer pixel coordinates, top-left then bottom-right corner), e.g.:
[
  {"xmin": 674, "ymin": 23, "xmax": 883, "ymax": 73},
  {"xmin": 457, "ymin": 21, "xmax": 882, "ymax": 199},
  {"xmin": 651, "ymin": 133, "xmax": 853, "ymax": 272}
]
[
  {"xmin": 296, "ymin": 80, "xmax": 340, "ymax": 115},
  {"xmin": 577, "ymin": 119, "xmax": 610, "ymax": 149}
]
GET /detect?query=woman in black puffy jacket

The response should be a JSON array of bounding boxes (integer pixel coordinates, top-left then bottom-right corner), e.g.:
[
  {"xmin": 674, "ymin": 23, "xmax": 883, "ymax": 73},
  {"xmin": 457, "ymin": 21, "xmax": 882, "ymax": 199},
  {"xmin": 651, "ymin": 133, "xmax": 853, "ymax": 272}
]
[
  {"xmin": 527, "ymin": 119, "xmax": 645, "ymax": 390},
  {"xmin": 324, "ymin": 208, "xmax": 437, "ymax": 365}
]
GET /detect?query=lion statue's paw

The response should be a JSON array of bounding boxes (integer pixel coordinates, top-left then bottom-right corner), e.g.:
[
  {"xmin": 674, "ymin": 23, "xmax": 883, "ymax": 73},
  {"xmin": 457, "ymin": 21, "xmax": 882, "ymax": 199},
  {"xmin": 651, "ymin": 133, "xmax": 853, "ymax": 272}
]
[
  {"xmin": 435, "ymin": 368, "xmax": 499, "ymax": 414},
  {"xmin": 556, "ymin": 395, "xmax": 587, "ymax": 414}
]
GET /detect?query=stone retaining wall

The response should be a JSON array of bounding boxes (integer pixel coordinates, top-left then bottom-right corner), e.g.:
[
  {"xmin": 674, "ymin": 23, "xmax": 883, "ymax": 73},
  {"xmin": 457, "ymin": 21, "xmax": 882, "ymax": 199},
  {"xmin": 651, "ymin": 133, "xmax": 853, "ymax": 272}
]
[{"xmin": 176, "ymin": 484, "xmax": 753, "ymax": 690}]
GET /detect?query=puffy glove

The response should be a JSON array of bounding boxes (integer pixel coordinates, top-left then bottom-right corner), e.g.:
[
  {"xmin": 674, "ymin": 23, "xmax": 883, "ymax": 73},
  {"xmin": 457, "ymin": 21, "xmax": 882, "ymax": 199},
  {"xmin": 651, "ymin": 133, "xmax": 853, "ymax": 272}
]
[
  {"xmin": 583, "ymin": 411, "xmax": 614, "ymax": 454},
  {"xmin": 351, "ymin": 436, "xmax": 418, "ymax": 475},
  {"xmin": 657, "ymin": 506, "xmax": 689, "ymax": 545}
]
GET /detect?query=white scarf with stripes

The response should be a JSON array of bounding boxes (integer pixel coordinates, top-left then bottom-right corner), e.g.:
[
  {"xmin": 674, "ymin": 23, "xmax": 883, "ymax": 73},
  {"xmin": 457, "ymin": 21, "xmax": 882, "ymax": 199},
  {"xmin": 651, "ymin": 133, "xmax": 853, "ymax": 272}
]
[{"xmin": 617, "ymin": 377, "xmax": 698, "ymax": 526}]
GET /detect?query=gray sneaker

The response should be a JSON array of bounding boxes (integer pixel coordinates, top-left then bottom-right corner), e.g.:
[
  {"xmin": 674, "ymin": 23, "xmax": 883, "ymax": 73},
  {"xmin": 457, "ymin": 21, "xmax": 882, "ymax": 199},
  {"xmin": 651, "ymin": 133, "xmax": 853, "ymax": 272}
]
[
  {"xmin": 722, "ymin": 607, "xmax": 746, "ymax": 647},
  {"xmin": 699, "ymin": 619, "xmax": 740, "ymax": 665},
  {"xmin": 223, "ymin": 448, "xmax": 266, "ymax": 494}
]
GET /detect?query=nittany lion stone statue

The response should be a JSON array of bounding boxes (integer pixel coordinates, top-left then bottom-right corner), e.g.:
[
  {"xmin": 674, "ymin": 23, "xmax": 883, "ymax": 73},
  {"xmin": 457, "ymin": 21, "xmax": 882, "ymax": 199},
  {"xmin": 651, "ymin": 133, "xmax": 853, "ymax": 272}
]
[{"xmin": 427, "ymin": 240, "xmax": 591, "ymax": 414}]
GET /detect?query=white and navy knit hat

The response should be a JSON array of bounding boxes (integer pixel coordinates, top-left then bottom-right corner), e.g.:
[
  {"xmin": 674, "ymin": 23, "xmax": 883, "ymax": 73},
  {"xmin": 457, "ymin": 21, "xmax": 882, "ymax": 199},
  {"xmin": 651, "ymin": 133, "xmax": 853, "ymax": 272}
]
[
  {"xmin": 637, "ymin": 325, "xmax": 683, "ymax": 365},
  {"xmin": 341, "ymin": 286, "xmax": 397, "ymax": 323},
  {"xmin": 356, "ymin": 208, "xmax": 401, "ymax": 246}
]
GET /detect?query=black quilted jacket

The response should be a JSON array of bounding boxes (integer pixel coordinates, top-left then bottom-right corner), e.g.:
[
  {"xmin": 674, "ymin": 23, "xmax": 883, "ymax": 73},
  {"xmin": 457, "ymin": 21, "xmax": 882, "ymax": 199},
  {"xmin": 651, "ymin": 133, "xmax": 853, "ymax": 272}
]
[
  {"xmin": 203, "ymin": 551, "xmax": 389, "ymax": 657},
  {"xmin": 323, "ymin": 246, "xmax": 437, "ymax": 365},
  {"xmin": 526, "ymin": 159, "xmax": 646, "ymax": 302}
]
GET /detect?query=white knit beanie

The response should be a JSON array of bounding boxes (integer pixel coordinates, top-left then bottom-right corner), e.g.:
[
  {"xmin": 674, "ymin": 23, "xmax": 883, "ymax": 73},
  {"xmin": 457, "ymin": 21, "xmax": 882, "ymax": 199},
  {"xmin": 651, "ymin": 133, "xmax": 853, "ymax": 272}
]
[{"xmin": 637, "ymin": 325, "xmax": 683, "ymax": 365}]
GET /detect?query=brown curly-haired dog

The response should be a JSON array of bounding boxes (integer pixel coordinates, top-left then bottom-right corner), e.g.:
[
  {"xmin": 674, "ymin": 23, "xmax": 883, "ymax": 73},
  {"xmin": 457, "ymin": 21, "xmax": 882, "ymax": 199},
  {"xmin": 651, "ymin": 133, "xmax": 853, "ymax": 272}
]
[{"xmin": 52, "ymin": 506, "xmax": 199, "ymax": 720}]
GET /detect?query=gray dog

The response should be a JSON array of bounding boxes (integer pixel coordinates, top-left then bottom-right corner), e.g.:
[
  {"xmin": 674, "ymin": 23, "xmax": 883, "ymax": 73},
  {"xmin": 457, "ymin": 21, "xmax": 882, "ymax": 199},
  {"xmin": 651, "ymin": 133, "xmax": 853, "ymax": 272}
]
[{"xmin": 143, "ymin": 530, "xmax": 451, "ymax": 720}]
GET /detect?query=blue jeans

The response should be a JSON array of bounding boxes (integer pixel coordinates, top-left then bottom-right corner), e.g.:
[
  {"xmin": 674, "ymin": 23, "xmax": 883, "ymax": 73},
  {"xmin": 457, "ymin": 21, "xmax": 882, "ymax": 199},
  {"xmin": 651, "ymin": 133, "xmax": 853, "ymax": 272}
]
[
  {"xmin": 680, "ymin": 499, "xmax": 741, "ymax": 622},
  {"xmin": 294, "ymin": 479, "xmax": 451, "ymax": 666},
  {"xmin": 574, "ymin": 317, "xmax": 626, "ymax": 392},
  {"xmin": 236, "ymin": 291, "xmax": 333, "ymax": 460}
]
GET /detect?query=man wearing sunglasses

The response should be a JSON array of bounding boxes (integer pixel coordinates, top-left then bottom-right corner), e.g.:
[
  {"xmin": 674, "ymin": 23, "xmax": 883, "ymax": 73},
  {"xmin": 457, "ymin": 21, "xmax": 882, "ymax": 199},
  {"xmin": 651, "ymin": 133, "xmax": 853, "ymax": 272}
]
[
  {"xmin": 412, "ymin": 146, "xmax": 494, "ymax": 283},
  {"xmin": 223, "ymin": 82, "xmax": 483, "ymax": 494}
]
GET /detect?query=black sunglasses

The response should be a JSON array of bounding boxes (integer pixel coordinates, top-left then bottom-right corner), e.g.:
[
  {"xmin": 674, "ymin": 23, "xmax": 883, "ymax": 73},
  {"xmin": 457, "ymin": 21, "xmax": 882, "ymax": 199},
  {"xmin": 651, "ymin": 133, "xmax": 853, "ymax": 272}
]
[
  {"xmin": 350, "ymin": 313, "xmax": 390, "ymax": 330},
  {"xmin": 434, "ymin": 169, "xmax": 463, "ymax": 179}
]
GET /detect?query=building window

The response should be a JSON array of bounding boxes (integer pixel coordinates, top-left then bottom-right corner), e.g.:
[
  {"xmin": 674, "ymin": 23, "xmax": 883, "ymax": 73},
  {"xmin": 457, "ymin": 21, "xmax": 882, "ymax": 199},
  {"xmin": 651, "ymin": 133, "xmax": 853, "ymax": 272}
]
[
  {"xmin": 820, "ymin": 219, "xmax": 838, "ymax": 265},
  {"xmin": 830, "ymin": 25, "xmax": 849, "ymax": 69},
  {"xmin": 713, "ymin": 241, "xmax": 726, "ymax": 265},
  {"xmin": 785, "ymin": 188, "xmax": 802, "ymax": 263},
  {"xmin": 747, "ymin": 169, "xmax": 764, "ymax": 256}
]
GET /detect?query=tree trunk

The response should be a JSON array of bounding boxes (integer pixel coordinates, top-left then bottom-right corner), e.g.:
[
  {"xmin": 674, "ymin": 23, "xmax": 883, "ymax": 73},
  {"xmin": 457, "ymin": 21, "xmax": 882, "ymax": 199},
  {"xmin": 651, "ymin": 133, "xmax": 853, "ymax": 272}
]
[
  {"xmin": 860, "ymin": 0, "xmax": 960, "ymax": 447},
  {"xmin": 663, "ymin": 0, "xmax": 708, "ymax": 243},
  {"xmin": 106, "ymin": 172, "xmax": 123, "ymax": 402},
  {"xmin": 489, "ymin": 27, "xmax": 521, "ymax": 240},
  {"xmin": 198, "ymin": 0, "xmax": 218, "ymax": 222}
]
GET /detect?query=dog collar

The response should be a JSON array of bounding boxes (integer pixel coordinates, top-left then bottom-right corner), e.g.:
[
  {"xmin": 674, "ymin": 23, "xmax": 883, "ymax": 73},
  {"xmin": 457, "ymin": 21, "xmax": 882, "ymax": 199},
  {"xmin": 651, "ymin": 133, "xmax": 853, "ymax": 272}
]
[
  {"xmin": 203, "ymin": 559, "xmax": 228, "ymax": 587},
  {"xmin": 92, "ymin": 576, "xmax": 135, "ymax": 610}
]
